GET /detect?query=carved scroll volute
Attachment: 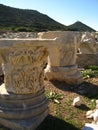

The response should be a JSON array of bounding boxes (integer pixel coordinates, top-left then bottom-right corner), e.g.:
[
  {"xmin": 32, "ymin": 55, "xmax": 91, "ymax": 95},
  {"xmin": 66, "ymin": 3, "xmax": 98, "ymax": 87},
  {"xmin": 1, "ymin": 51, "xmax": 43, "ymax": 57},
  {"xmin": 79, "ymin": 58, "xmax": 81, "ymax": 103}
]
[{"xmin": 1, "ymin": 46, "xmax": 48, "ymax": 94}]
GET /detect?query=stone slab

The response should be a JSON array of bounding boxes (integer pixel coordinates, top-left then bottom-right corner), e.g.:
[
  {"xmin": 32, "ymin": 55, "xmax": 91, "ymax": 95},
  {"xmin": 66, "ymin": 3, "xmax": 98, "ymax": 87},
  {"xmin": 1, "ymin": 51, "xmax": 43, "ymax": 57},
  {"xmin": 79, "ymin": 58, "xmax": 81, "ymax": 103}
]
[{"xmin": 83, "ymin": 123, "xmax": 98, "ymax": 130}]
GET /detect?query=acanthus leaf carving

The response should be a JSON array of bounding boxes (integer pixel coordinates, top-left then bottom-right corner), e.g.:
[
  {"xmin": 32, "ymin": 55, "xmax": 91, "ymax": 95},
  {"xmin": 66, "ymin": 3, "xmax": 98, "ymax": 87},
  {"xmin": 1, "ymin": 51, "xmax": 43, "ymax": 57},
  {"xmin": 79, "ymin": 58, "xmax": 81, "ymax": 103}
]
[{"xmin": 3, "ymin": 46, "xmax": 48, "ymax": 94}]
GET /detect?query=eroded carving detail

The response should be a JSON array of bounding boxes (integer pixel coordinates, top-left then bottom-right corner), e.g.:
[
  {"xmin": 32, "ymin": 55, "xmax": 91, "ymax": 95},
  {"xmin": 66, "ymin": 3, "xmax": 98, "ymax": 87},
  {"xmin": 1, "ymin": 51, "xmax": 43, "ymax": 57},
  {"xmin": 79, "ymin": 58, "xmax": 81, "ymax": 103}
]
[{"xmin": 3, "ymin": 46, "xmax": 48, "ymax": 94}]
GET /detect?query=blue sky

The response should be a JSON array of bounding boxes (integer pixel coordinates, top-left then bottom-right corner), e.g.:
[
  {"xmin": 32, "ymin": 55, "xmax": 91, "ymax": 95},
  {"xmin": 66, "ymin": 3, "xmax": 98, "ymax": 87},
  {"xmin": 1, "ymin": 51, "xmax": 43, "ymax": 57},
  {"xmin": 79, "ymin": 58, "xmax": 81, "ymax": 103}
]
[{"xmin": 0, "ymin": 0, "xmax": 98, "ymax": 31}]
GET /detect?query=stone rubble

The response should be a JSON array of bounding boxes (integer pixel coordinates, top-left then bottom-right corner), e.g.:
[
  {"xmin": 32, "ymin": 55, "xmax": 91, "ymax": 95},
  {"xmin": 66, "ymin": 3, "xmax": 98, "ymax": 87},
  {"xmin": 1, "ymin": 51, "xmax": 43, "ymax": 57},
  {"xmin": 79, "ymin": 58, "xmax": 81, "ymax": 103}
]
[
  {"xmin": 72, "ymin": 96, "xmax": 80, "ymax": 106},
  {"xmin": 83, "ymin": 99, "xmax": 98, "ymax": 130},
  {"xmin": 77, "ymin": 31, "xmax": 98, "ymax": 68},
  {"xmin": 0, "ymin": 32, "xmax": 38, "ymax": 39}
]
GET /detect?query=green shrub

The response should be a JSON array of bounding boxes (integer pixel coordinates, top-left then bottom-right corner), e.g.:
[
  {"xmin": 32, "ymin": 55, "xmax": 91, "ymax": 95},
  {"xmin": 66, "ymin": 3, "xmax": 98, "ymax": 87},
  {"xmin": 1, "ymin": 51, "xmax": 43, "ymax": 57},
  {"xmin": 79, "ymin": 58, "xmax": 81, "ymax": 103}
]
[
  {"xmin": 14, "ymin": 27, "xmax": 32, "ymax": 32},
  {"xmin": 88, "ymin": 65, "xmax": 98, "ymax": 70},
  {"xmin": 81, "ymin": 65, "xmax": 98, "ymax": 79},
  {"xmin": 46, "ymin": 91, "xmax": 63, "ymax": 104}
]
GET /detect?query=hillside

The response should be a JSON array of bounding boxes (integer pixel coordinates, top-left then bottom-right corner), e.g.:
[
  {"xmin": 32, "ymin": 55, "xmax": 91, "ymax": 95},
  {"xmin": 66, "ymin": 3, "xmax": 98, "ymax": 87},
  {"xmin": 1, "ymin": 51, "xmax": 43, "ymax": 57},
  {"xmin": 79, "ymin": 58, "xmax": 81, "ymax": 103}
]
[
  {"xmin": 67, "ymin": 21, "xmax": 96, "ymax": 32},
  {"xmin": 0, "ymin": 4, "xmax": 96, "ymax": 32},
  {"xmin": 0, "ymin": 4, "xmax": 66, "ymax": 32}
]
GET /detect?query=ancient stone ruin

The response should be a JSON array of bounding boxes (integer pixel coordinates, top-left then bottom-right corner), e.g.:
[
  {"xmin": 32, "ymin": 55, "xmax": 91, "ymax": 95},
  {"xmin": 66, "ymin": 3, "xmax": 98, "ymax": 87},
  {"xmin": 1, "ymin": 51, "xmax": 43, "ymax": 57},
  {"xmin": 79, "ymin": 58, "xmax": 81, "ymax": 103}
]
[
  {"xmin": 0, "ymin": 39, "xmax": 54, "ymax": 130},
  {"xmin": 38, "ymin": 31, "xmax": 83, "ymax": 85},
  {"xmin": 0, "ymin": 32, "xmax": 83, "ymax": 129},
  {"xmin": 77, "ymin": 32, "xmax": 98, "ymax": 68}
]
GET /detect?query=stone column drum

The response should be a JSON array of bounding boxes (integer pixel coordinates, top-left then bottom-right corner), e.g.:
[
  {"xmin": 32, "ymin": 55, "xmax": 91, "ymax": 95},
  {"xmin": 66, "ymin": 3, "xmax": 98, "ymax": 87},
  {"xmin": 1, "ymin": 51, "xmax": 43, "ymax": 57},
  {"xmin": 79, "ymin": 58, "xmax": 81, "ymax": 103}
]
[
  {"xmin": 0, "ymin": 39, "xmax": 54, "ymax": 130},
  {"xmin": 40, "ymin": 31, "xmax": 83, "ymax": 85}
]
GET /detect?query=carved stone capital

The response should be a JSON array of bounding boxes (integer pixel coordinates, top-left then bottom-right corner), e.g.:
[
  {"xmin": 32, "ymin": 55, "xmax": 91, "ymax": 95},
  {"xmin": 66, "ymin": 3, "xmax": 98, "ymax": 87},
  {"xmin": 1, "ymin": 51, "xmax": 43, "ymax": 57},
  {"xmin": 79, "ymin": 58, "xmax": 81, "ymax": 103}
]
[
  {"xmin": 0, "ymin": 39, "xmax": 50, "ymax": 94},
  {"xmin": 0, "ymin": 39, "xmax": 54, "ymax": 130}
]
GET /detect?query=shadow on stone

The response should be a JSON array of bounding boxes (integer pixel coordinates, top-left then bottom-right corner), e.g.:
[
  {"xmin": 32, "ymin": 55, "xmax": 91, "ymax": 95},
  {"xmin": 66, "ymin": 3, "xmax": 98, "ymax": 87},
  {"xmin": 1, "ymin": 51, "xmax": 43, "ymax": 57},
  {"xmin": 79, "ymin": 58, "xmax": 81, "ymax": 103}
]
[
  {"xmin": 0, "ymin": 75, "xmax": 4, "ymax": 85},
  {"xmin": 36, "ymin": 114, "xmax": 80, "ymax": 130}
]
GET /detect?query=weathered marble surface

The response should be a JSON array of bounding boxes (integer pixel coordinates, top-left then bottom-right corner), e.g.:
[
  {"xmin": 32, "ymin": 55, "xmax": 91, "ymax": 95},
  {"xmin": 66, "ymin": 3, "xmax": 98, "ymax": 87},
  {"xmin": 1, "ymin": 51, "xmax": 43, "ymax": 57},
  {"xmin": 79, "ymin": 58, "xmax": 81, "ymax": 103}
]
[
  {"xmin": 77, "ymin": 53, "xmax": 98, "ymax": 68},
  {"xmin": 80, "ymin": 32, "xmax": 97, "ymax": 54},
  {"xmin": 0, "ymin": 39, "xmax": 56, "ymax": 130},
  {"xmin": 0, "ymin": 39, "xmax": 57, "ymax": 94},
  {"xmin": 39, "ymin": 31, "xmax": 83, "ymax": 85},
  {"xmin": 77, "ymin": 32, "xmax": 98, "ymax": 67}
]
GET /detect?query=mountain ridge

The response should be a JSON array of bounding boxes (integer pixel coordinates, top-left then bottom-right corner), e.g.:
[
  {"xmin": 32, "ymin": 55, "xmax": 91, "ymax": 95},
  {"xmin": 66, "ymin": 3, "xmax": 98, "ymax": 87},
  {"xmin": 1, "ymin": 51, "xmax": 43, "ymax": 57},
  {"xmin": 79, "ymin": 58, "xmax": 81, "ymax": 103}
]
[
  {"xmin": 0, "ymin": 4, "xmax": 96, "ymax": 32},
  {"xmin": 67, "ymin": 21, "xmax": 96, "ymax": 32}
]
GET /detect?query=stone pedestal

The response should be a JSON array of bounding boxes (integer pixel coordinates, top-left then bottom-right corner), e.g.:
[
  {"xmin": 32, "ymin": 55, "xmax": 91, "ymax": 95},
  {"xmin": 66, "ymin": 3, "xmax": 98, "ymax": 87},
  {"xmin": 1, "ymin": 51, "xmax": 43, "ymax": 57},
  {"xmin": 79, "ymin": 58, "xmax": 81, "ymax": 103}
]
[
  {"xmin": 0, "ymin": 84, "xmax": 48, "ymax": 130},
  {"xmin": 45, "ymin": 64, "xmax": 82, "ymax": 85},
  {"xmin": 0, "ymin": 39, "xmax": 53, "ymax": 130},
  {"xmin": 40, "ymin": 31, "xmax": 83, "ymax": 85}
]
